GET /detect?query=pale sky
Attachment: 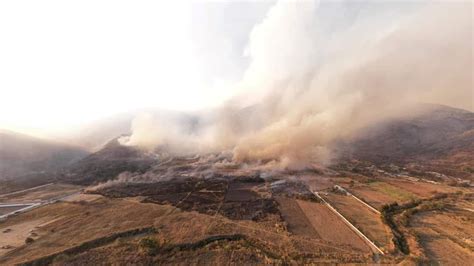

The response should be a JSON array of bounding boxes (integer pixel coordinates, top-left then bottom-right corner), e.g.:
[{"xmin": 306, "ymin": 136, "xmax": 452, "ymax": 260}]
[
  {"xmin": 0, "ymin": 0, "xmax": 471, "ymax": 138},
  {"xmin": 0, "ymin": 0, "xmax": 272, "ymax": 134}
]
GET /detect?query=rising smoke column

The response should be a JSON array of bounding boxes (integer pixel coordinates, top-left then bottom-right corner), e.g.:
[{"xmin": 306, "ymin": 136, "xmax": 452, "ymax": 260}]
[
  {"xmin": 230, "ymin": 0, "xmax": 472, "ymax": 168},
  {"xmin": 123, "ymin": 0, "xmax": 472, "ymax": 168}
]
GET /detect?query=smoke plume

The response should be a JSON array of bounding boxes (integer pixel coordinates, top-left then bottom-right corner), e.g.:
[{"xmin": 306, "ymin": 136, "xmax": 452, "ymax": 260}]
[{"xmin": 123, "ymin": 0, "xmax": 473, "ymax": 168}]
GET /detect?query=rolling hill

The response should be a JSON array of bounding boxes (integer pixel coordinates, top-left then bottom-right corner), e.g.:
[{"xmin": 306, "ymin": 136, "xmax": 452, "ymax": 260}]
[{"xmin": 0, "ymin": 130, "xmax": 88, "ymax": 180}]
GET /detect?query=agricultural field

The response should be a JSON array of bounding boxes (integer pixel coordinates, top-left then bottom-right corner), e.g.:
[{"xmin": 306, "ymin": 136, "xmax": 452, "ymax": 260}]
[
  {"xmin": 0, "ymin": 206, "xmax": 24, "ymax": 216},
  {"xmin": 0, "ymin": 167, "xmax": 471, "ymax": 265},
  {"xmin": 347, "ymin": 181, "xmax": 418, "ymax": 209},
  {"xmin": 274, "ymin": 196, "xmax": 319, "ymax": 238},
  {"xmin": 380, "ymin": 178, "xmax": 463, "ymax": 197},
  {"xmin": 0, "ymin": 187, "xmax": 374, "ymax": 265},
  {"xmin": 0, "ymin": 183, "xmax": 82, "ymax": 204},
  {"xmin": 0, "ymin": 196, "xmax": 173, "ymax": 265},
  {"xmin": 296, "ymin": 199, "xmax": 371, "ymax": 253},
  {"xmin": 366, "ymin": 182, "xmax": 418, "ymax": 203},
  {"xmin": 323, "ymin": 193, "xmax": 392, "ymax": 251}
]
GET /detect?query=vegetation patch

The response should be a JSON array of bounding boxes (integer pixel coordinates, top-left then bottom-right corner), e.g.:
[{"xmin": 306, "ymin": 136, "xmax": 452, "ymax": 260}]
[
  {"xmin": 369, "ymin": 182, "xmax": 417, "ymax": 202},
  {"xmin": 19, "ymin": 227, "xmax": 157, "ymax": 266},
  {"xmin": 381, "ymin": 193, "xmax": 450, "ymax": 255}
]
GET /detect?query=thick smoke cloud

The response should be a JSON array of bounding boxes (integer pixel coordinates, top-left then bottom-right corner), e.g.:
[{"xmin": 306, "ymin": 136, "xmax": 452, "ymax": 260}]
[{"xmin": 123, "ymin": 0, "xmax": 472, "ymax": 168}]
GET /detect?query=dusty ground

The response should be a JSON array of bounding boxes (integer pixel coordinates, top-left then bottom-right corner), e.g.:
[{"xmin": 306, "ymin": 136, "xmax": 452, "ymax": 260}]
[{"xmin": 0, "ymin": 219, "xmax": 46, "ymax": 256}]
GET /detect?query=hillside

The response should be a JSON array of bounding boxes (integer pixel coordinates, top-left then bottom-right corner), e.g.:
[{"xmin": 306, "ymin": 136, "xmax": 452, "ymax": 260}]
[
  {"xmin": 62, "ymin": 138, "xmax": 156, "ymax": 185},
  {"xmin": 332, "ymin": 104, "xmax": 474, "ymax": 180},
  {"xmin": 61, "ymin": 104, "xmax": 474, "ymax": 185},
  {"xmin": 0, "ymin": 130, "xmax": 88, "ymax": 180}
]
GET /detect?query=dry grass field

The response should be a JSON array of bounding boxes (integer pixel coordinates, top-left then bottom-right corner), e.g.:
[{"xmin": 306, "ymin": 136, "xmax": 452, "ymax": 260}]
[
  {"xmin": 382, "ymin": 178, "xmax": 462, "ymax": 198},
  {"xmin": 0, "ymin": 172, "xmax": 471, "ymax": 265},
  {"xmin": 0, "ymin": 191, "xmax": 375, "ymax": 265},
  {"xmin": 296, "ymin": 199, "xmax": 371, "ymax": 253},
  {"xmin": 0, "ymin": 219, "xmax": 48, "ymax": 257},
  {"xmin": 323, "ymin": 193, "xmax": 393, "ymax": 251},
  {"xmin": 0, "ymin": 196, "xmax": 172, "ymax": 265},
  {"xmin": 274, "ymin": 196, "xmax": 320, "ymax": 238},
  {"xmin": 0, "ymin": 206, "xmax": 25, "ymax": 215},
  {"xmin": 348, "ymin": 182, "xmax": 418, "ymax": 209},
  {"xmin": 0, "ymin": 183, "xmax": 82, "ymax": 204},
  {"xmin": 410, "ymin": 208, "xmax": 474, "ymax": 264},
  {"xmin": 0, "ymin": 195, "xmax": 170, "ymax": 264}
]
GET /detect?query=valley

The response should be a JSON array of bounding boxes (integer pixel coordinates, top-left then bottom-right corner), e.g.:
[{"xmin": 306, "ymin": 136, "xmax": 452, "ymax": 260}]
[
  {"xmin": 0, "ymin": 0, "xmax": 472, "ymax": 264},
  {"xmin": 0, "ymin": 155, "xmax": 471, "ymax": 264}
]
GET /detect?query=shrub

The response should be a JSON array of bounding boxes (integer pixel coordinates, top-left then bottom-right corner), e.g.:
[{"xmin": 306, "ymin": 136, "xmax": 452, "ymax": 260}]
[
  {"xmin": 139, "ymin": 237, "xmax": 168, "ymax": 256},
  {"xmin": 53, "ymin": 253, "xmax": 70, "ymax": 263}
]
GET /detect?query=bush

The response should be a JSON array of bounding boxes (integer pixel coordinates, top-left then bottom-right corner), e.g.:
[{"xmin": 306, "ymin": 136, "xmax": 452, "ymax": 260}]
[
  {"xmin": 53, "ymin": 253, "xmax": 70, "ymax": 263},
  {"xmin": 463, "ymin": 166, "xmax": 474, "ymax": 173},
  {"xmin": 139, "ymin": 237, "xmax": 168, "ymax": 256},
  {"xmin": 25, "ymin": 237, "xmax": 35, "ymax": 244}
]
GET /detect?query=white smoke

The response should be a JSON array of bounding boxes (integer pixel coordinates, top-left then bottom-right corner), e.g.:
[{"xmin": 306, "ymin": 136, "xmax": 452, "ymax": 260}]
[{"xmin": 122, "ymin": 0, "xmax": 473, "ymax": 168}]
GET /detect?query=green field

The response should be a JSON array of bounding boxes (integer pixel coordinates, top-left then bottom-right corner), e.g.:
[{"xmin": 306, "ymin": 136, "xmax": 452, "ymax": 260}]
[{"xmin": 368, "ymin": 182, "xmax": 417, "ymax": 202}]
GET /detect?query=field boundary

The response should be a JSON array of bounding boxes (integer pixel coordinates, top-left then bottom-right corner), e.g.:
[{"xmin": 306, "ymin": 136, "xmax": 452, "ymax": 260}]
[
  {"xmin": 0, "ymin": 203, "xmax": 41, "ymax": 220},
  {"xmin": 0, "ymin": 191, "xmax": 81, "ymax": 221},
  {"xmin": 0, "ymin": 183, "xmax": 54, "ymax": 198},
  {"xmin": 351, "ymin": 195, "xmax": 380, "ymax": 214},
  {"xmin": 340, "ymin": 186, "xmax": 380, "ymax": 214},
  {"xmin": 18, "ymin": 227, "xmax": 157, "ymax": 266},
  {"xmin": 313, "ymin": 191, "xmax": 384, "ymax": 255}
]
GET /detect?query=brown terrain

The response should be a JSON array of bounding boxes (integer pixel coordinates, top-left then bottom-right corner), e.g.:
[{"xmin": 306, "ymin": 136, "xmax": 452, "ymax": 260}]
[
  {"xmin": 411, "ymin": 209, "xmax": 474, "ymax": 265},
  {"xmin": 0, "ymin": 157, "xmax": 470, "ymax": 265},
  {"xmin": 0, "ymin": 104, "xmax": 472, "ymax": 265},
  {"xmin": 323, "ymin": 193, "xmax": 392, "ymax": 251}
]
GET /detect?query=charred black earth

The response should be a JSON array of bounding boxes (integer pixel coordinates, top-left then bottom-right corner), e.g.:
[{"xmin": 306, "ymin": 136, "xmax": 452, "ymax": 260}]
[{"xmin": 93, "ymin": 175, "xmax": 318, "ymax": 222}]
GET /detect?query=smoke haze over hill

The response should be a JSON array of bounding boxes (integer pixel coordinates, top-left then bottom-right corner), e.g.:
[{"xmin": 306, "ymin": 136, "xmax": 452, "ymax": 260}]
[{"xmin": 119, "ymin": 1, "xmax": 472, "ymax": 168}]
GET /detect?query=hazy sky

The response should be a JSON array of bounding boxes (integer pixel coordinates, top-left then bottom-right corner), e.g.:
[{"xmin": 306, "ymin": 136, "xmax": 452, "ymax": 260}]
[
  {"xmin": 0, "ymin": 0, "xmax": 274, "ymax": 134},
  {"xmin": 0, "ymin": 0, "xmax": 471, "ymax": 137}
]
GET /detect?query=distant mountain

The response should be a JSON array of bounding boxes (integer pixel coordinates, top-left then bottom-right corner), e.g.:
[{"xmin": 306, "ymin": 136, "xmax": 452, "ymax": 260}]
[
  {"xmin": 0, "ymin": 129, "xmax": 89, "ymax": 180},
  {"xmin": 63, "ymin": 138, "xmax": 156, "ymax": 185},
  {"xmin": 55, "ymin": 103, "xmax": 474, "ymax": 185},
  {"xmin": 338, "ymin": 104, "xmax": 474, "ymax": 177}
]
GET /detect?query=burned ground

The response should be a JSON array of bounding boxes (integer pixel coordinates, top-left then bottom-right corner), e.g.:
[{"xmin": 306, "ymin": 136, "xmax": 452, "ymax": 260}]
[
  {"xmin": 61, "ymin": 139, "xmax": 156, "ymax": 185},
  {"xmin": 2, "ymin": 131, "xmax": 473, "ymax": 265},
  {"xmin": 95, "ymin": 176, "xmax": 280, "ymax": 222},
  {"xmin": 270, "ymin": 179, "xmax": 320, "ymax": 202}
]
